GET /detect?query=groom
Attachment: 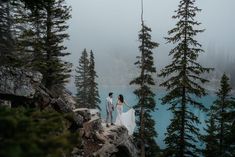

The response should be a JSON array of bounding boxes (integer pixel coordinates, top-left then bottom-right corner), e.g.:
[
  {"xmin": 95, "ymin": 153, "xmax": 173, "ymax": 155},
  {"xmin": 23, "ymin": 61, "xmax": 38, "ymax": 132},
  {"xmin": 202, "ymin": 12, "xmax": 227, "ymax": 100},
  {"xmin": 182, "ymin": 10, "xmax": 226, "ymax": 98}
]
[{"xmin": 106, "ymin": 92, "xmax": 114, "ymax": 127}]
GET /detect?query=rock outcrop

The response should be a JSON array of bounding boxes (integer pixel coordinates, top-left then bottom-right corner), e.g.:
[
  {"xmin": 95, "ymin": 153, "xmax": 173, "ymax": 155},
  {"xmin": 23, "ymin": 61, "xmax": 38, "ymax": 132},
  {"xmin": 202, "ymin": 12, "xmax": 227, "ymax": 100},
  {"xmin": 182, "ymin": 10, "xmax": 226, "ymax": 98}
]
[
  {"xmin": 93, "ymin": 125, "xmax": 138, "ymax": 157},
  {"xmin": 72, "ymin": 108, "xmax": 138, "ymax": 157},
  {"xmin": 0, "ymin": 66, "xmax": 82, "ymax": 126},
  {"xmin": 0, "ymin": 66, "xmax": 138, "ymax": 157},
  {"xmin": 0, "ymin": 66, "xmax": 42, "ymax": 99}
]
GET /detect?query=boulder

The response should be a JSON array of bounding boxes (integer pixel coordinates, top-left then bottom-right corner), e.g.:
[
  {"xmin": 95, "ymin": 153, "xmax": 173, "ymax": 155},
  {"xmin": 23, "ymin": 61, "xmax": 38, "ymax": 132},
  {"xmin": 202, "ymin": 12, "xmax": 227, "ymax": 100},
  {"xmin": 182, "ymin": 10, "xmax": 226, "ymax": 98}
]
[
  {"xmin": 61, "ymin": 89, "xmax": 76, "ymax": 110},
  {"xmin": 0, "ymin": 66, "xmax": 82, "ymax": 129},
  {"xmin": 0, "ymin": 66, "xmax": 78, "ymax": 110},
  {"xmin": 52, "ymin": 97, "xmax": 73, "ymax": 113},
  {"xmin": 73, "ymin": 108, "xmax": 91, "ymax": 122},
  {"xmin": 83, "ymin": 116, "xmax": 102, "ymax": 138},
  {"xmin": 74, "ymin": 108, "xmax": 103, "ymax": 138},
  {"xmin": 93, "ymin": 126, "xmax": 138, "ymax": 157},
  {"xmin": 0, "ymin": 66, "xmax": 42, "ymax": 99},
  {"xmin": 90, "ymin": 109, "xmax": 101, "ymax": 117}
]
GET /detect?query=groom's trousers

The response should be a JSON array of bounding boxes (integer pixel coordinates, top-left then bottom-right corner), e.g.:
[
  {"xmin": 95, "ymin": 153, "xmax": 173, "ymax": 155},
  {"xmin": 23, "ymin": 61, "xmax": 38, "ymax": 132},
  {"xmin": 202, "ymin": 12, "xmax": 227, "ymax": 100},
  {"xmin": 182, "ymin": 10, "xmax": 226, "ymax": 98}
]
[{"xmin": 106, "ymin": 110, "xmax": 113, "ymax": 124}]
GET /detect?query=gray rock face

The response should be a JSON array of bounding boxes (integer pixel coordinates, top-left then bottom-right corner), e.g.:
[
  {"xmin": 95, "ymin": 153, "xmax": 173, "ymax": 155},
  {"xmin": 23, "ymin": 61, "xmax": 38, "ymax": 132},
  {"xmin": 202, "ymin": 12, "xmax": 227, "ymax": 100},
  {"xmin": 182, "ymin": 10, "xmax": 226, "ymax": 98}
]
[
  {"xmin": 0, "ymin": 67, "xmax": 75, "ymax": 109},
  {"xmin": 52, "ymin": 97, "xmax": 74, "ymax": 113},
  {"xmin": 0, "ymin": 67, "xmax": 42, "ymax": 99},
  {"xmin": 61, "ymin": 89, "xmax": 76, "ymax": 110},
  {"xmin": 73, "ymin": 108, "xmax": 91, "ymax": 122},
  {"xmin": 0, "ymin": 66, "xmax": 82, "ymax": 127},
  {"xmin": 93, "ymin": 126, "xmax": 138, "ymax": 157}
]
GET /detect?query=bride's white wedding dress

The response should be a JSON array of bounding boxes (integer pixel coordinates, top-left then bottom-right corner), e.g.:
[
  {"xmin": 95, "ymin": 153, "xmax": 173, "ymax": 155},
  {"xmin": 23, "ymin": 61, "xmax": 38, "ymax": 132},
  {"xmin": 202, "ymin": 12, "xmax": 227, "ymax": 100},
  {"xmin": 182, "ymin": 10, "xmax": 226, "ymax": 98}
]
[{"xmin": 115, "ymin": 101, "xmax": 136, "ymax": 135}]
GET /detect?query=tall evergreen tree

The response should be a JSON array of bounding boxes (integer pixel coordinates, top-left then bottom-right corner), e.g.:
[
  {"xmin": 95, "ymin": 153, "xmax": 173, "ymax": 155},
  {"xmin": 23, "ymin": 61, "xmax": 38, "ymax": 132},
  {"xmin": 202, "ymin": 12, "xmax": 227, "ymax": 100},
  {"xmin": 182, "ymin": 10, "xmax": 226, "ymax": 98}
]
[
  {"xmin": 210, "ymin": 74, "xmax": 234, "ymax": 157},
  {"xmin": 41, "ymin": 0, "xmax": 72, "ymax": 90},
  {"xmin": 203, "ymin": 113, "xmax": 219, "ymax": 157},
  {"xmin": 0, "ymin": 0, "xmax": 16, "ymax": 66},
  {"xmin": 130, "ymin": 1, "xmax": 159, "ymax": 156},
  {"xmin": 11, "ymin": 0, "xmax": 71, "ymax": 90},
  {"xmin": 130, "ymin": 23, "xmax": 159, "ymax": 157},
  {"xmin": 27, "ymin": 7, "xmax": 45, "ymax": 71},
  {"xmin": 159, "ymin": 0, "xmax": 211, "ymax": 156},
  {"xmin": 87, "ymin": 50, "xmax": 101, "ymax": 109},
  {"xmin": 75, "ymin": 49, "xmax": 90, "ymax": 108},
  {"xmin": 11, "ymin": 0, "xmax": 44, "ymax": 68},
  {"xmin": 225, "ymin": 101, "xmax": 235, "ymax": 157}
]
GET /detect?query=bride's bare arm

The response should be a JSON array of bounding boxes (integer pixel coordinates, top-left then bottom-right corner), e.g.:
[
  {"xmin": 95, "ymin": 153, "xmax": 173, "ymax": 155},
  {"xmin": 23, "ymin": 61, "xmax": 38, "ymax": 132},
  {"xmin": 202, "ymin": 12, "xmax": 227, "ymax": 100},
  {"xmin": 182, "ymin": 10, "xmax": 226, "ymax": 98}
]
[
  {"xmin": 124, "ymin": 101, "xmax": 131, "ymax": 108},
  {"xmin": 115, "ymin": 99, "xmax": 119, "ymax": 108}
]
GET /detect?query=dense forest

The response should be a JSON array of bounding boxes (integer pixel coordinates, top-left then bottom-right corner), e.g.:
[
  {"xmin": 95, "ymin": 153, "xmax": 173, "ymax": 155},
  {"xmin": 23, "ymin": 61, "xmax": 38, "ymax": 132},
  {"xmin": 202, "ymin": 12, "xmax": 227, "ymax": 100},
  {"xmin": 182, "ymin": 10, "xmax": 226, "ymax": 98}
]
[{"xmin": 0, "ymin": 0, "xmax": 234, "ymax": 157}]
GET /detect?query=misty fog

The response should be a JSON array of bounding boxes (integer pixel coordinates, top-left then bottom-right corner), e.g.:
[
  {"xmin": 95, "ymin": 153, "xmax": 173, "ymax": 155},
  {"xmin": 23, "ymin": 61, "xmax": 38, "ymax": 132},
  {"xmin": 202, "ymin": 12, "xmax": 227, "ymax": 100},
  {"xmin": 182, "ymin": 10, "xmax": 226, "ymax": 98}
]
[{"xmin": 65, "ymin": 0, "xmax": 235, "ymax": 93}]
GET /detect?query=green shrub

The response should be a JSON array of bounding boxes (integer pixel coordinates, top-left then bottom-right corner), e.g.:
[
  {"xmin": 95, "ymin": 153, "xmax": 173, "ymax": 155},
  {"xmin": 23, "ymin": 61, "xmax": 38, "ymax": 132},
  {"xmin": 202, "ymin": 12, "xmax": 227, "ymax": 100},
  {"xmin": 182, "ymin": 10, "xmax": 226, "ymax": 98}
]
[{"xmin": 0, "ymin": 107, "xmax": 80, "ymax": 157}]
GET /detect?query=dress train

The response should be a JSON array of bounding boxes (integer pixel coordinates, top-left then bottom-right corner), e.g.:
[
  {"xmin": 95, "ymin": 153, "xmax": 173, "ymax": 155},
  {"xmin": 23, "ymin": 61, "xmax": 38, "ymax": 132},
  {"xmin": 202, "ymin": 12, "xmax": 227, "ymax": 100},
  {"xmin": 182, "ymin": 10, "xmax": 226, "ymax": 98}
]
[{"xmin": 115, "ymin": 106, "xmax": 136, "ymax": 135}]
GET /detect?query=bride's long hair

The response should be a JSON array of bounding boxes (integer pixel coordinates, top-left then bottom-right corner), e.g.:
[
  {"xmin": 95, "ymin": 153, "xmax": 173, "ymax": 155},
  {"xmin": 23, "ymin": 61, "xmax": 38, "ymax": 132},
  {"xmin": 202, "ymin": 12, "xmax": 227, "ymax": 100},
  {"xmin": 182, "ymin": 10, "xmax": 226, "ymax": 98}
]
[{"xmin": 119, "ymin": 94, "xmax": 124, "ymax": 103}]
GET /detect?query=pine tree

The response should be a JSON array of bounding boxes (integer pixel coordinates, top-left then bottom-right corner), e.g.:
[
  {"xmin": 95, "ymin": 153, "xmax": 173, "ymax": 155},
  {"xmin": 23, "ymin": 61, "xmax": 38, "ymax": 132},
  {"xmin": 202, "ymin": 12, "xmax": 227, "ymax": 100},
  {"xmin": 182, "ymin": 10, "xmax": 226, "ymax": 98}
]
[
  {"xmin": 203, "ymin": 113, "xmax": 219, "ymax": 157},
  {"xmin": 11, "ymin": 0, "xmax": 44, "ymax": 68},
  {"xmin": 130, "ymin": 23, "xmax": 159, "ymax": 157},
  {"xmin": 159, "ymin": 0, "xmax": 211, "ymax": 156},
  {"xmin": 27, "ymin": 7, "xmax": 46, "ymax": 71},
  {"xmin": 210, "ymin": 74, "xmax": 234, "ymax": 157},
  {"xmin": 225, "ymin": 102, "xmax": 235, "ymax": 157},
  {"xmin": 11, "ymin": 0, "xmax": 72, "ymax": 90},
  {"xmin": 75, "ymin": 49, "xmax": 90, "ymax": 108},
  {"xmin": 0, "ymin": 0, "xmax": 16, "ymax": 66},
  {"xmin": 19, "ymin": 0, "xmax": 45, "ymax": 10},
  {"xmin": 87, "ymin": 50, "xmax": 101, "ymax": 109},
  {"xmin": 130, "ymin": 1, "xmax": 159, "ymax": 156},
  {"xmin": 41, "ymin": 0, "xmax": 72, "ymax": 90}
]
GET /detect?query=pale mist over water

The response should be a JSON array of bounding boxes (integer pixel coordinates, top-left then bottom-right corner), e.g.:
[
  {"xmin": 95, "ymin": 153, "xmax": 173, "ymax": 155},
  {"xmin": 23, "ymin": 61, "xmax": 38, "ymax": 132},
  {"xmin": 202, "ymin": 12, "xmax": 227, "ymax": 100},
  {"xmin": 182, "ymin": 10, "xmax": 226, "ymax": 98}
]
[{"xmin": 65, "ymin": 0, "xmax": 235, "ymax": 94}]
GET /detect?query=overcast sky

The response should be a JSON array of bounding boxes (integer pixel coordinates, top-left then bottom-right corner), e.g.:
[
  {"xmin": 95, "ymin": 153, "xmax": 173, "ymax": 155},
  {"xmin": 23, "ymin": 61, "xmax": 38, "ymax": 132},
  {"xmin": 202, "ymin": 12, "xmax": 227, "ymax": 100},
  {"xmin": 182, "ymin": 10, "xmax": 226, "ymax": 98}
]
[{"xmin": 65, "ymin": 0, "xmax": 235, "ymax": 92}]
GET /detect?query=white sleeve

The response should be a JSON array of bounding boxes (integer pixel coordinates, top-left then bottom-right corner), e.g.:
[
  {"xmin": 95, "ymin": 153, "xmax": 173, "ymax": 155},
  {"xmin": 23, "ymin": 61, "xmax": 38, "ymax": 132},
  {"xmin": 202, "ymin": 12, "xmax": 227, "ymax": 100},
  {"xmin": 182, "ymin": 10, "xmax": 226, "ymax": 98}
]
[
  {"xmin": 106, "ymin": 98, "xmax": 109, "ymax": 110},
  {"xmin": 110, "ymin": 98, "xmax": 113, "ymax": 105}
]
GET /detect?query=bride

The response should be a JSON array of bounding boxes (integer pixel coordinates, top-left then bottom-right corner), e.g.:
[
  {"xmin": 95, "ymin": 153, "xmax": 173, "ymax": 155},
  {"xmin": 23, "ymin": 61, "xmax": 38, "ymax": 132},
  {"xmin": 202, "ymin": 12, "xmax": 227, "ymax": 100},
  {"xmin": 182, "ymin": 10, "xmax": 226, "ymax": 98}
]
[{"xmin": 115, "ymin": 94, "xmax": 136, "ymax": 135}]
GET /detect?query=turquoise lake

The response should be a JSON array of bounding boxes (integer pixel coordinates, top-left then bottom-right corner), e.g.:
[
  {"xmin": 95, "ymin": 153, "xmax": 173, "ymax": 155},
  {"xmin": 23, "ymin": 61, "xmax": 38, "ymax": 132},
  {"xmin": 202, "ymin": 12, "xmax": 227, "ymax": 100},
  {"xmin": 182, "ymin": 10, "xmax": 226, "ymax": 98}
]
[{"xmin": 98, "ymin": 86, "xmax": 217, "ymax": 149}]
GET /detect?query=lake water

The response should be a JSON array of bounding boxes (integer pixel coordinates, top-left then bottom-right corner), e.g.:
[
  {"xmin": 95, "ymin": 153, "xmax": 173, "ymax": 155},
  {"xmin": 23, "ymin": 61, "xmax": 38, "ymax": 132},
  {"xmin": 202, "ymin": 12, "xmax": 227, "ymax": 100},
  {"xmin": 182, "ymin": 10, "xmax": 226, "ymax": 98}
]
[{"xmin": 99, "ymin": 86, "xmax": 216, "ymax": 149}]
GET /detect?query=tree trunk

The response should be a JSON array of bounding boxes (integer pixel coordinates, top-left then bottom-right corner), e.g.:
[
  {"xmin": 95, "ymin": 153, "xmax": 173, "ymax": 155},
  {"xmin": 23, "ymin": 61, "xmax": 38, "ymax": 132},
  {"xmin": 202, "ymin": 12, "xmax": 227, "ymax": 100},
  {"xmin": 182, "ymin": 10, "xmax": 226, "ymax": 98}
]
[
  {"xmin": 140, "ymin": 20, "xmax": 146, "ymax": 157},
  {"xmin": 180, "ymin": 89, "xmax": 186, "ymax": 157},
  {"xmin": 45, "ymin": 3, "xmax": 52, "ymax": 89},
  {"xmin": 219, "ymin": 99, "xmax": 225, "ymax": 157},
  {"xmin": 140, "ymin": 106, "xmax": 145, "ymax": 157}
]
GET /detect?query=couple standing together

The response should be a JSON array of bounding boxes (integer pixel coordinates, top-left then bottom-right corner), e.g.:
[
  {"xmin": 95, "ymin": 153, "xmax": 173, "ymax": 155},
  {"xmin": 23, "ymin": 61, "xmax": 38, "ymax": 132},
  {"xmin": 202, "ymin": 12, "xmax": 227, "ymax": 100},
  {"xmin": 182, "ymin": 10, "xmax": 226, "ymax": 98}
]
[{"xmin": 106, "ymin": 92, "xmax": 136, "ymax": 135}]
